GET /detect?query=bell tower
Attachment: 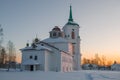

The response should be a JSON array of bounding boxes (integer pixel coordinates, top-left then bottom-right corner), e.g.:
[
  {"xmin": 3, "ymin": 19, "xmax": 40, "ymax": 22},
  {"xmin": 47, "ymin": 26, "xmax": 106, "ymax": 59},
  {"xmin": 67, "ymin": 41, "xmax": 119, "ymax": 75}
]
[{"xmin": 62, "ymin": 5, "xmax": 81, "ymax": 70}]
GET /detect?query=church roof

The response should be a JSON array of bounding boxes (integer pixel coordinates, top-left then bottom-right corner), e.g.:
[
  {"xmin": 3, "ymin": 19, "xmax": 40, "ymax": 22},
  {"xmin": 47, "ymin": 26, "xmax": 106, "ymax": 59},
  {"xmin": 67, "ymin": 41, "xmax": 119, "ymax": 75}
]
[
  {"xmin": 20, "ymin": 45, "xmax": 52, "ymax": 51},
  {"xmin": 22, "ymin": 59, "xmax": 39, "ymax": 65},
  {"xmin": 68, "ymin": 5, "xmax": 73, "ymax": 22},
  {"xmin": 36, "ymin": 45, "xmax": 52, "ymax": 51},
  {"xmin": 65, "ymin": 21, "xmax": 79, "ymax": 26},
  {"xmin": 20, "ymin": 46, "xmax": 34, "ymax": 50},
  {"xmin": 42, "ymin": 37, "xmax": 68, "ymax": 43},
  {"xmin": 52, "ymin": 26, "xmax": 61, "ymax": 31},
  {"xmin": 40, "ymin": 41, "xmax": 73, "ymax": 56}
]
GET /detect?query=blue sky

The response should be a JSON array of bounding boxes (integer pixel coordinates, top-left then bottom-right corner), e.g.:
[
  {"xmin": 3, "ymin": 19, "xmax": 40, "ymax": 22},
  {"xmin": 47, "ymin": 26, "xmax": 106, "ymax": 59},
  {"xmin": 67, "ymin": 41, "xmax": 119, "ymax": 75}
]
[{"xmin": 0, "ymin": 0, "xmax": 120, "ymax": 62}]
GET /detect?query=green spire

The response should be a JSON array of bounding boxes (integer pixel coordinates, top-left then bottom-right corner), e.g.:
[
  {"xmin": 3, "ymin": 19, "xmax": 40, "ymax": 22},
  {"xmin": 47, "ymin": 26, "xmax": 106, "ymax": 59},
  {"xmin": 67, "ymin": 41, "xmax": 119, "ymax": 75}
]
[{"xmin": 68, "ymin": 5, "xmax": 73, "ymax": 22}]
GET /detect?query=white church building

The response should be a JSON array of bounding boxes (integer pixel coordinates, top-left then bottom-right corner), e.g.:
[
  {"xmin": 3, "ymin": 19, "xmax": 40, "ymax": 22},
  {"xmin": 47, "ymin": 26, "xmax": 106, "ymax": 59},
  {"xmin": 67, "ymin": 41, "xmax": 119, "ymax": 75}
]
[{"xmin": 20, "ymin": 6, "xmax": 81, "ymax": 72}]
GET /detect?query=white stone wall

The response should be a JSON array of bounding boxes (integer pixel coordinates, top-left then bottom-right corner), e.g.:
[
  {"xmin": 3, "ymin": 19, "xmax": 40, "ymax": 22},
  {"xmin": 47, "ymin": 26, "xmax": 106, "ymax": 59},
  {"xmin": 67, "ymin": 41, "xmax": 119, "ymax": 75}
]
[
  {"xmin": 63, "ymin": 24, "xmax": 81, "ymax": 70},
  {"xmin": 44, "ymin": 50, "xmax": 54, "ymax": 71},
  {"xmin": 63, "ymin": 25, "xmax": 79, "ymax": 42},
  {"xmin": 21, "ymin": 50, "xmax": 46, "ymax": 71},
  {"xmin": 68, "ymin": 43, "xmax": 74, "ymax": 55},
  {"xmin": 61, "ymin": 52, "xmax": 73, "ymax": 72}
]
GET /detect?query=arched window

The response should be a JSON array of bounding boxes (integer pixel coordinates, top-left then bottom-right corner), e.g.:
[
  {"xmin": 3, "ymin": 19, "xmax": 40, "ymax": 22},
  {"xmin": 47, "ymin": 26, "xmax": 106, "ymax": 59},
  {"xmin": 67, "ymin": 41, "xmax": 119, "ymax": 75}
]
[
  {"xmin": 72, "ymin": 45, "xmax": 75, "ymax": 55},
  {"xmin": 71, "ymin": 29, "xmax": 75, "ymax": 39},
  {"xmin": 66, "ymin": 67, "xmax": 69, "ymax": 71},
  {"xmin": 50, "ymin": 32, "xmax": 52, "ymax": 37}
]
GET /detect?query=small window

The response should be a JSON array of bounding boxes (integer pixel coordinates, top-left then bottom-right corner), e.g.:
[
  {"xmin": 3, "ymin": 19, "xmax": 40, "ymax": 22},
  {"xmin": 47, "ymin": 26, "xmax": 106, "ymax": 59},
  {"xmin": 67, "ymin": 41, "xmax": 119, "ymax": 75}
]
[
  {"xmin": 41, "ymin": 44, "xmax": 44, "ymax": 46},
  {"xmin": 50, "ymin": 32, "xmax": 52, "ymax": 37},
  {"xmin": 65, "ymin": 35, "xmax": 67, "ymax": 37},
  {"xmin": 53, "ymin": 32, "xmax": 56, "ymax": 36},
  {"xmin": 68, "ymin": 35, "xmax": 70, "ymax": 37},
  {"xmin": 34, "ymin": 56, "xmax": 37, "ymax": 60},
  {"xmin": 30, "ymin": 56, "xmax": 32, "ymax": 59}
]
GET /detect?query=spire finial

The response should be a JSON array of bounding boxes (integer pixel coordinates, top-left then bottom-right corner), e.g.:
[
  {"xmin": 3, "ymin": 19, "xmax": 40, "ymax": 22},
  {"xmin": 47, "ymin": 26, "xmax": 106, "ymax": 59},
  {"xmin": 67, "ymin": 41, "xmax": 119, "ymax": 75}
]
[
  {"xmin": 68, "ymin": 5, "xmax": 73, "ymax": 22},
  {"xmin": 26, "ymin": 40, "xmax": 29, "ymax": 47},
  {"xmin": 36, "ymin": 34, "xmax": 38, "ymax": 38}
]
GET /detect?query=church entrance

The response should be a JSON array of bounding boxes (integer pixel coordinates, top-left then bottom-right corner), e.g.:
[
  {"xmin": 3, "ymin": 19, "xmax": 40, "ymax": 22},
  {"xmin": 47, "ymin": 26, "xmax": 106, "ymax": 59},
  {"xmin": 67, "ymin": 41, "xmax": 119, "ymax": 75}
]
[{"xmin": 30, "ymin": 65, "xmax": 34, "ymax": 71}]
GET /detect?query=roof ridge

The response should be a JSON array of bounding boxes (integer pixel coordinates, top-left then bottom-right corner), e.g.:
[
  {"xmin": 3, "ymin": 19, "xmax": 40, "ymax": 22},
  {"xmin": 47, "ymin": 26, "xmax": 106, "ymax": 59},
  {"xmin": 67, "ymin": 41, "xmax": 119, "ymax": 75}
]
[{"xmin": 40, "ymin": 41, "xmax": 72, "ymax": 56}]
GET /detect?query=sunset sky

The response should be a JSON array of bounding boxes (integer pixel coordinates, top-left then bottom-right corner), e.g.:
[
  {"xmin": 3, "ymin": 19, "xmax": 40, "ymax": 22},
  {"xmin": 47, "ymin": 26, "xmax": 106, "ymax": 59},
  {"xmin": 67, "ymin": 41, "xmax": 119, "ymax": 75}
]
[{"xmin": 0, "ymin": 0, "xmax": 120, "ymax": 63}]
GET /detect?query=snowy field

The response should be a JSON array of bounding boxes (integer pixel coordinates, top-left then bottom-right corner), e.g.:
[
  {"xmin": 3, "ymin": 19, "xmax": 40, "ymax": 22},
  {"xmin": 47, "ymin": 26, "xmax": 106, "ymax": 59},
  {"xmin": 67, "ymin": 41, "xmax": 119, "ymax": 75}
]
[{"xmin": 0, "ymin": 70, "xmax": 120, "ymax": 80}]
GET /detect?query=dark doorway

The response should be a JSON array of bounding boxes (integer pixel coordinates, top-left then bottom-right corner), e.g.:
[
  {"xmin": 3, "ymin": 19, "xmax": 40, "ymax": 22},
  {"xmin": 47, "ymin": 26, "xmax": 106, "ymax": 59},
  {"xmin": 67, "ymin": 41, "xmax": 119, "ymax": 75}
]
[{"xmin": 30, "ymin": 65, "xmax": 34, "ymax": 71}]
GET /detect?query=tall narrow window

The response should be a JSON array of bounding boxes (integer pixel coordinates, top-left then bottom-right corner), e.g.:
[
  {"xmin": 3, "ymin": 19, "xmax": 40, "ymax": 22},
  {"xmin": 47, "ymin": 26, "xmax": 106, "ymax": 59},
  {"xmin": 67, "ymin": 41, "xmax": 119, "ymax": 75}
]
[
  {"xmin": 72, "ymin": 45, "xmax": 75, "ymax": 55},
  {"xmin": 34, "ymin": 56, "xmax": 37, "ymax": 60},
  {"xmin": 71, "ymin": 31, "xmax": 75, "ymax": 39},
  {"xmin": 50, "ymin": 32, "xmax": 52, "ymax": 37}
]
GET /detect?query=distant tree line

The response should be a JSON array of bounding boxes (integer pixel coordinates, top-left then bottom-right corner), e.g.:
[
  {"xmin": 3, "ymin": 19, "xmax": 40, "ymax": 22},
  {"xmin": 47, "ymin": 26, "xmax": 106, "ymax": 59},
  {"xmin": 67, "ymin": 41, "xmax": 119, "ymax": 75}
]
[
  {"xmin": 0, "ymin": 25, "xmax": 17, "ymax": 70},
  {"xmin": 82, "ymin": 53, "xmax": 113, "ymax": 66}
]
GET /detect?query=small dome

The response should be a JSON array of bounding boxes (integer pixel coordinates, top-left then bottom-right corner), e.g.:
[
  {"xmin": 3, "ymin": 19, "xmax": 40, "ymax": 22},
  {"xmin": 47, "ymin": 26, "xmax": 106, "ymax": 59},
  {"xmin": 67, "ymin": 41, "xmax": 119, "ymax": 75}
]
[
  {"xmin": 52, "ymin": 26, "xmax": 61, "ymax": 31},
  {"xmin": 33, "ymin": 37, "xmax": 40, "ymax": 43},
  {"xmin": 35, "ymin": 38, "xmax": 39, "ymax": 42}
]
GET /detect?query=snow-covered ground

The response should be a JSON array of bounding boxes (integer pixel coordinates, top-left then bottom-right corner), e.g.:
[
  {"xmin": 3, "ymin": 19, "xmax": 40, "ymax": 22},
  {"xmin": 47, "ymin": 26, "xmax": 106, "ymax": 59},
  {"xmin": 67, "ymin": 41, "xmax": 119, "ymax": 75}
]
[{"xmin": 0, "ymin": 70, "xmax": 120, "ymax": 80}]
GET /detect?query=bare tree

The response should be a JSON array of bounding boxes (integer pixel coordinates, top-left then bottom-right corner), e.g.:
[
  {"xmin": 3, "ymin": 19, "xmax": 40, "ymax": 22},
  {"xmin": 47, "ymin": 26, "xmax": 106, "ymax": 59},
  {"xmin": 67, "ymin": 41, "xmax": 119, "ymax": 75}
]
[
  {"xmin": 0, "ymin": 48, "xmax": 6, "ymax": 64},
  {"xmin": 106, "ymin": 60, "xmax": 113, "ymax": 66},
  {"xmin": 0, "ymin": 24, "xmax": 3, "ymax": 47},
  {"xmin": 82, "ymin": 57, "xmax": 91, "ymax": 64},
  {"xmin": 94, "ymin": 53, "xmax": 101, "ymax": 65},
  {"xmin": 0, "ymin": 24, "xmax": 4, "ymax": 67},
  {"xmin": 82, "ymin": 57, "xmax": 87, "ymax": 64},
  {"xmin": 7, "ymin": 40, "xmax": 16, "ymax": 70},
  {"xmin": 101, "ymin": 55, "xmax": 106, "ymax": 66}
]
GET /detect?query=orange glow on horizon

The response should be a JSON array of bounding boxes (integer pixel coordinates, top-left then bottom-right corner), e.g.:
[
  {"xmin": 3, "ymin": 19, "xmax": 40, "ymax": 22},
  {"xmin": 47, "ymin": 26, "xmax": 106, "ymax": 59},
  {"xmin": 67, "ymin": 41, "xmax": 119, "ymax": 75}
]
[
  {"xmin": 16, "ymin": 51, "xmax": 120, "ymax": 65},
  {"xmin": 16, "ymin": 52, "xmax": 21, "ymax": 63},
  {"xmin": 82, "ymin": 51, "xmax": 120, "ymax": 66}
]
